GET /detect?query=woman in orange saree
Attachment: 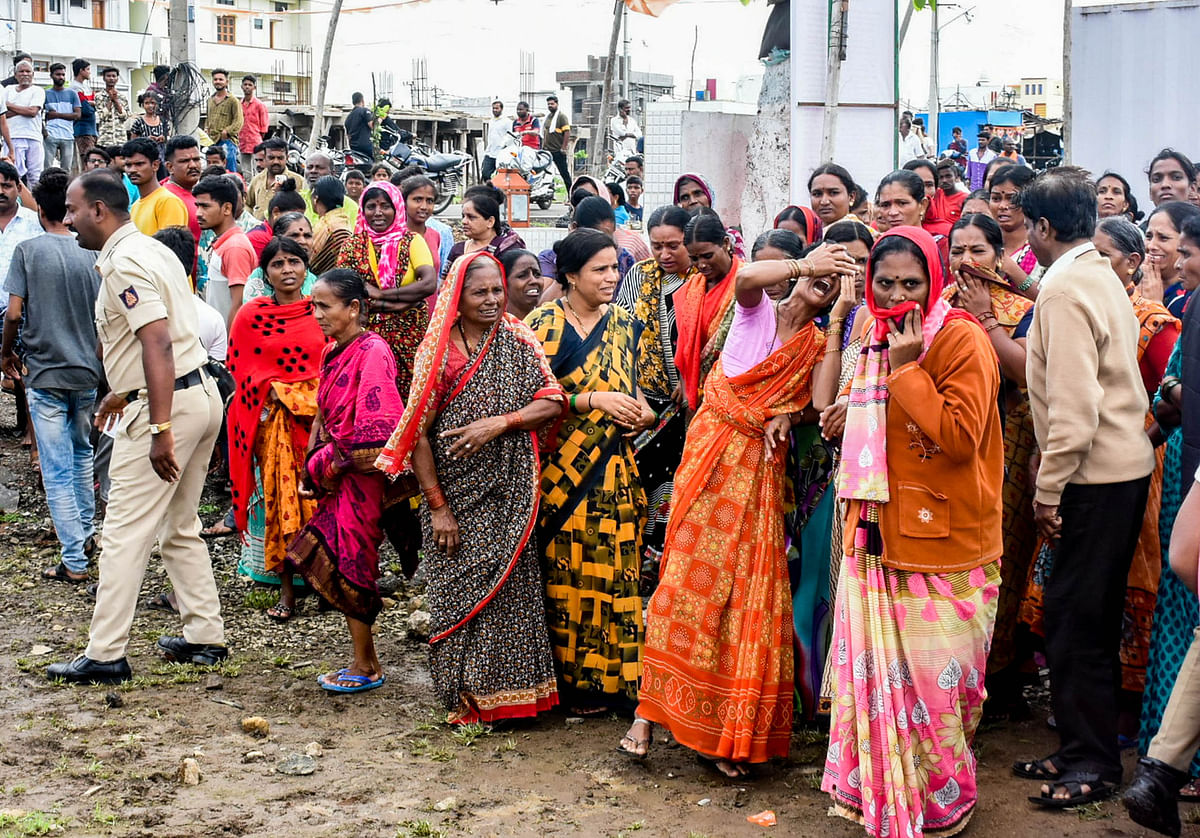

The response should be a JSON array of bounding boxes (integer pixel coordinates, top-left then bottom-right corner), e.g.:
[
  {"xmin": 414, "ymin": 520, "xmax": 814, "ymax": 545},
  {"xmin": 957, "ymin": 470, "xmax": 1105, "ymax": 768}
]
[{"xmin": 625, "ymin": 244, "xmax": 856, "ymax": 774}]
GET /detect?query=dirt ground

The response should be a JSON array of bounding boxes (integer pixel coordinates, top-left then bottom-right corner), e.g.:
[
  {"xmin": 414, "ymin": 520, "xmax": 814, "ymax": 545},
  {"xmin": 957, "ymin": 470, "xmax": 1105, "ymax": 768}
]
[{"xmin": 0, "ymin": 420, "xmax": 1186, "ymax": 838}]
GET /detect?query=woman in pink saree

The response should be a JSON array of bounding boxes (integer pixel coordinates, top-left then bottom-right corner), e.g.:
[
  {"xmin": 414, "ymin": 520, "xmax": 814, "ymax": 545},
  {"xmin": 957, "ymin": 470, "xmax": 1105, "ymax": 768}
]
[{"xmin": 286, "ymin": 268, "xmax": 409, "ymax": 694}]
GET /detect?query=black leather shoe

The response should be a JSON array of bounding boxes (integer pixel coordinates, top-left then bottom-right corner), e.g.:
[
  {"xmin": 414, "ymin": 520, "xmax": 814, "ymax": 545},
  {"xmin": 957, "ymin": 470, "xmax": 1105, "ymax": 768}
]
[
  {"xmin": 46, "ymin": 655, "xmax": 132, "ymax": 685},
  {"xmin": 1123, "ymin": 756, "xmax": 1189, "ymax": 837},
  {"xmin": 156, "ymin": 636, "xmax": 229, "ymax": 666}
]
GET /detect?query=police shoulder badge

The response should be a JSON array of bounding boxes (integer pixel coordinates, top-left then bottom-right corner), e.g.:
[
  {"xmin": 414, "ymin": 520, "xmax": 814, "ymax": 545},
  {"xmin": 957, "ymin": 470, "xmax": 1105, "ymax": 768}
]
[{"xmin": 120, "ymin": 286, "xmax": 139, "ymax": 309}]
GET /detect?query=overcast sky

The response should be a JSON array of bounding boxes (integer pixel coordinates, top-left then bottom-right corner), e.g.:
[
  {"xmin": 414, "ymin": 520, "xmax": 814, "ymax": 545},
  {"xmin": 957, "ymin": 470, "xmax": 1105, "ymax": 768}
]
[{"xmin": 319, "ymin": 0, "xmax": 1067, "ymax": 111}]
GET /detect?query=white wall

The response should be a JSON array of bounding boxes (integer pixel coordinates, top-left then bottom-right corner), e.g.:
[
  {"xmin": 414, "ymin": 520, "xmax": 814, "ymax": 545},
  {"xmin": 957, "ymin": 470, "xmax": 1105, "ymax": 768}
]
[
  {"xmin": 642, "ymin": 100, "xmax": 756, "ymax": 230},
  {"xmin": 1071, "ymin": 1, "xmax": 1200, "ymax": 211},
  {"xmin": 789, "ymin": 0, "xmax": 897, "ymax": 205}
]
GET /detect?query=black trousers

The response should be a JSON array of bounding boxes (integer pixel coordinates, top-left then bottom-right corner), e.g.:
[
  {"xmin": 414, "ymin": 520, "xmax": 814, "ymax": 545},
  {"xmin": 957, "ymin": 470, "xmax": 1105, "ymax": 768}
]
[
  {"xmin": 1044, "ymin": 475, "xmax": 1150, "ymax": 779},
  {"xmin": 480, "ymin": 155, "xmax": 497, "ymax": 184},
  {"xmin": 550, "ymin": 150, "xmax": 572, "ymax": 188}
]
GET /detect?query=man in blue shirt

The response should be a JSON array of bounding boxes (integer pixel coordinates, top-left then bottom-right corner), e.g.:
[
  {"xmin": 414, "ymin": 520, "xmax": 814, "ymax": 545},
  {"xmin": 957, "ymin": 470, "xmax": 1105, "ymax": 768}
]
[
  {"xmin": 69, "ymin": 59, "xmax": 97, "ymax": 174},
  {"xmin": 44, "ymin": 63, "xmax": 81, "ymax": 173}
]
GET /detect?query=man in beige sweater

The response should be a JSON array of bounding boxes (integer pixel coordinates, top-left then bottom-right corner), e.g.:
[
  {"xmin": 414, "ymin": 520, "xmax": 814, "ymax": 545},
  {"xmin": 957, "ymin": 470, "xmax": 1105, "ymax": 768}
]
[{"xmin": 1019, "ymin": 166, "xmax": 1155, "ymax": 809}]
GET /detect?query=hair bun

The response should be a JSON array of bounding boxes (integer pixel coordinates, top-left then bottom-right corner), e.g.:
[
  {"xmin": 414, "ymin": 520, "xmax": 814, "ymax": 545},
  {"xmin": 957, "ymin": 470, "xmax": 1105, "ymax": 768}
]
[{"xmin": 278, "ymin": 178, "xmax": 297, "ymax": 193}]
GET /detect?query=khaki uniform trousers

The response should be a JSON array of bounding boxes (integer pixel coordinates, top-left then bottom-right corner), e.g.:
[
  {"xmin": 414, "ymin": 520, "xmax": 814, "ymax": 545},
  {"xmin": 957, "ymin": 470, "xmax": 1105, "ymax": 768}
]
[
  {"xmin": 1148, "ymin": 627, "xmax": 1200, "ymax": 770},
  {"xmin": 86, "ymin": 375, "xmax": 225, "ymax": 661}
]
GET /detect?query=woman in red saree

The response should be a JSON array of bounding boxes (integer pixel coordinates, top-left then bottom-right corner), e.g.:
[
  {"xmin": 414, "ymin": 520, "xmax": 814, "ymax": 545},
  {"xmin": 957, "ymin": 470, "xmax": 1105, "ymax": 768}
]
[
  {"xmin": 626, "ymin": 243, "xmax": 856, "ymax": 774},
  {"xmin": 673, "ymin": 211, "xmax": 742, "ymax": 412},
  {"xmin": 286, "ymin": 269, "xmax": 406, "ymax": 694},
  {"xmin": 227, "ymin": 237, "xmax": 326, "ymax": 620},
  {"xmin": 375, "ymin": 252, "xmax": 565, "ymax": 724}
]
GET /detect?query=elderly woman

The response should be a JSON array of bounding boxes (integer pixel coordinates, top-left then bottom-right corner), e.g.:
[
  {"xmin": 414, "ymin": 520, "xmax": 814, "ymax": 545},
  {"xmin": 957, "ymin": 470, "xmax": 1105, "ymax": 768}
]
[
  {"xmin": 227, "ymin": 236, "xmax": 326, "ymax": 620},
  {"xmin": 673, "ymin": 172, "xmax": 745, "ymax": 257},
  {"xmin": 527, "ymin": 228, "xmax": 655, "ymax": 715},
  {"xmin": 287, "ymin": 269, "xmax": 406, "ymax": 693},
  {"xmin": 376, "ymin": 252, "xmax": 564, "ymax": 724},
  {"xmin": 336, "ymin": 179, "xmax": 437, "ymax": 398}
]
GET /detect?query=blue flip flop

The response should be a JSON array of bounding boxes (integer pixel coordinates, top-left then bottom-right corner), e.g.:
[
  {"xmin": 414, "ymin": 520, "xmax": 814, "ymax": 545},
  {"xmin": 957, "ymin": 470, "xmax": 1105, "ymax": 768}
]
[{"xmin": 318, "ymin": 669, "xmax": 385, "ymax": 693}]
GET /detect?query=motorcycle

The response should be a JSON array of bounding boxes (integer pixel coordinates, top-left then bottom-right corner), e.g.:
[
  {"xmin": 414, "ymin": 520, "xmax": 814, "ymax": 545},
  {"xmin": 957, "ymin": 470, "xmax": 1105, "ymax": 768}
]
[
  {"xmin": 382, "ymin": 129, "xmax": 472, "ymax": 214},
  {"xmin": 491, "ymin": 132, "xmax": 556, "ymax": 210},
  {"xmin": 286, "ymin": 132, "xmax": 349, "ymax": 177}
]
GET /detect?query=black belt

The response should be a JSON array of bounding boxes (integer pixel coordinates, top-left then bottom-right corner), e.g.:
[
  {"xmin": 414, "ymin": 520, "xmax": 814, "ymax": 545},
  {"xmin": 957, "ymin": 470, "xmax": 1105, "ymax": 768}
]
[{"xmin": 124, "ymin": 368, "xmax": 205, "ymax": 403}]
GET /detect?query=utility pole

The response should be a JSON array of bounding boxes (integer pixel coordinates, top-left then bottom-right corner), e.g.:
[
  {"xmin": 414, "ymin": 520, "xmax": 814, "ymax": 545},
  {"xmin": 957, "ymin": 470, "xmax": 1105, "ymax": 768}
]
[
  {"xmin": 927, "ymin": 1, "xmax": 939, "ymax": 157},
  {"xmin": 310, "ymin": 0, "xmax": 345, "ymax": 147},
  {"xmin": 819, "ymin": 0, "xmax": 848, "ymax": 163},
  {"xmin": 622, "ymin": 5, "xmax": 630, "ymax": 99},
  {"xmin": 1062, "ymin": 0, "xmax": 1072, "ymax": 162},
  {"xmin": 12, "ymin": 0, "xmax": 21, "ymax": 55},
  {"xmin": 591, "ymin": 0, "xmax": 623, "ymax": 177},
  {"xmin": 168, "ymin": 0, "xmax": 199, "ymax": 135}
]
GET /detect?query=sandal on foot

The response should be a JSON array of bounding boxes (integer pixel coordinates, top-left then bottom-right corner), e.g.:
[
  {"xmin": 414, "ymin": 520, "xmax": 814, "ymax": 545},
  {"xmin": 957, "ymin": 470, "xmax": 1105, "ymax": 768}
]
[
  {"xmin": 318, "ymin": 669, "xmax": 385, "ymax": 694},
  {"xmin": 200, "ymin": 523, "xmax": 236, "ymax": 539},
  {"xmin": 145, "ymin": 592, "xmax": 179, "ymax": 614},
  {"xmin": 616, "ymin": 718, "xmax": 653, "ymax": 760},
  {"xmin": 1178, "ymin": 778, "xmax": 1200, "ymax": 801},
  {"xmin": 1013, "ymin": 754, "xmax": 1065, "ymax": 780},
  {"xmin": 83, "ymin": 536, "xmax": 98, "ymax": 561},
  {"xmin": 266, "ymin": 603, "xmax": 294, "ymax": 623},
  {"xmin": 1029, "ymin": 772, "xmax": 1118, "ymax": 809},
  {"xmin": 41, "ymin": 562, "xmax": 87, "ymax": 584}
]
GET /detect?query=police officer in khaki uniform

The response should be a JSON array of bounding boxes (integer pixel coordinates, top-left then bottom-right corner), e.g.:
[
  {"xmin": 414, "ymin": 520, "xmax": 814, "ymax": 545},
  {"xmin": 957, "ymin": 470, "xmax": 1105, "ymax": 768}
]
[{"xmin": 48, "ymin": 170, "xmax": 226, "ymax": 685}]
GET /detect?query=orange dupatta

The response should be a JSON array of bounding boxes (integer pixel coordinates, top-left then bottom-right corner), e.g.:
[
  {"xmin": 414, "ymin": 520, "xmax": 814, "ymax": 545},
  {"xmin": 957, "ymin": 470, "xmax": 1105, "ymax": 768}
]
[{"xmin": 672, "ymin": 257, "xmax": 739, "ymax": 410}]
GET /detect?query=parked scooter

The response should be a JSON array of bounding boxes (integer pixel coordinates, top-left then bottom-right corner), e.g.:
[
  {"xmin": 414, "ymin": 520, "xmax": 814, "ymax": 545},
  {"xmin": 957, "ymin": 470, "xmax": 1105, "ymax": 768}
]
[
  {"xmin": 491, "ymin": 133, "xmax": 556, "ymax": 210},
  {"xmin": 382, "ymin": 129, "xmax": 472, "ymax": 214}
]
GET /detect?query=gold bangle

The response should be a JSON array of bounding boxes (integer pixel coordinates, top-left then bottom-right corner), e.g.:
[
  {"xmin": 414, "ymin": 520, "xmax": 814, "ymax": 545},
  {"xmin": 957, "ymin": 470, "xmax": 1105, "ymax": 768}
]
[
  {"xmin": 786, "ymin": 259, "xmax": 803, "ymax": 280},
  {"xmin": 802, "ymin": 259, "xmax": 815, "ymax": 278}
]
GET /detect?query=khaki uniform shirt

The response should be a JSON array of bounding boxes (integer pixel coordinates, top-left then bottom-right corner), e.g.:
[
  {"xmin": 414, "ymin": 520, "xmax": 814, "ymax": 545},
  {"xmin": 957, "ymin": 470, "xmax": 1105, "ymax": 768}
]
[
  {"xmin": 246, "ymin": 169, "xmax": 305, "ymax": 219},
  {"xmin": 95, "ymin": 223, "xmax": 208, "ymax": 395}
]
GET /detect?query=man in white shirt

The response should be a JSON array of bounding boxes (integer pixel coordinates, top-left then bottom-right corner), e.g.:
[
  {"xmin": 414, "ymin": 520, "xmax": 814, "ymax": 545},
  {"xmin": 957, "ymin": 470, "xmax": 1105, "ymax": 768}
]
[
  {"xmin": 897, "ymin": 117, "xmax": 925, "ymax": 163},
  {"xmin": 609, "ymin": 99, "xmax": 641, "ymax": 160},
  {"xmin": 4, "ymin": 60, "xmax": 46, "ymax": 185},
  {"xmin": 966, "ymin": 130, "xmax": 998, "ymax": 191},
  {"xmin": 481, "ymin": 100, "xmax": 508, "ymax": 184}
]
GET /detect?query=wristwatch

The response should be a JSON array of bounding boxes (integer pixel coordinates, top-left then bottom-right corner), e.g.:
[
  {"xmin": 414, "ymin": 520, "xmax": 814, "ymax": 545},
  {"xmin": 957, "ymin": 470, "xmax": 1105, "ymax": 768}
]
[{"xmin": 149, "ymin": 421, "xmax": 172, "ymax": 435}]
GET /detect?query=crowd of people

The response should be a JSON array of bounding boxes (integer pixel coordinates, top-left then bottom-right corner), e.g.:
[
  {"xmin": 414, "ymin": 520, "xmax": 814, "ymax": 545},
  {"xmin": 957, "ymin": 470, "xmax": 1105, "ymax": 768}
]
[{"xmin": 2, "ymin": 74, "xmax": 1200, "ymax": 833}]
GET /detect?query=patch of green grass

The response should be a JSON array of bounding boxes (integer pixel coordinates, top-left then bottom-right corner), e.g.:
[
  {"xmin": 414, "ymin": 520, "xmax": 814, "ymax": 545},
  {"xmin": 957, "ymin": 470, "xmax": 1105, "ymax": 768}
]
[
  {"xmin": 0, "ymin": 512, "xmax": 22, "ymax": 523},
  {"xmin": 198, "ymin": 503, "xmax": 222, "ymax": 516},
  {"xmin": 615, "ymin": 822, "xmax": 645, "ymax": 837},
  {"xmin": 396, "ymin": 821, "xmax": 445, "ymax": 838},
  {"xmin": 90, "ymin": 802, "xmax": 118, "ymax": 826},
  {"xmin": 0, "ymin": 810, "xmax": 70, "ymax": 836},
  {"xmin": 450, "ymin": 722, "xmax": 487, "ymax": 747},
  {"xmin": 270, "ymin": 654, "xmax": 293, "ymax": 668},
  {"xmin": 427, "ymin": 746, "xmax": 454, "ymax": 763},
  {"xmin": 243, "ymin": 588, "xmax": 279, "ymax": 610},
  {"xmin": 408, "ymin": 737, "xmax": 430, "ymax": 757},
  {"xmin": 9, "ymin": 785, "xmax": 26, "ymax": 795},
  {"xmin": 493, "ymin": 737, "xmax": 517, "ymax": 756},
  {"xmin": 1066, "ymin": 800, "xmax": 1111, "ymax": 821},
  {"xmin": 14, "ymin": 658, "xmax": 35, "ymax": 673}
]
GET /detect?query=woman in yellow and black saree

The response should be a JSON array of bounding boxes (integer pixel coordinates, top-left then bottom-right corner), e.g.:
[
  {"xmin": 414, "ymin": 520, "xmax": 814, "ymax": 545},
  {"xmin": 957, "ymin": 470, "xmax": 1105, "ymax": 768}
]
[
  {"xmin": 375, "ymin": 252, "xmax": 565, "ymax": 724},
  {"xmin": 526, "ymin": 228, "xmax": 656, "ymax": 714}
]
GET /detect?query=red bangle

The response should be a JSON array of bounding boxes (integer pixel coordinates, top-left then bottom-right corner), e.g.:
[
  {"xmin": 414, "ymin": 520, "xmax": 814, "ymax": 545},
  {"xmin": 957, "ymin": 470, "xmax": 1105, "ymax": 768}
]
[
  {"xmin": 504, "ymin": 411, "xmax": 522, "ymax": 430},
  {"xmin": 423, "ymin": 484, "xmax": 447, "ymax": 510}
]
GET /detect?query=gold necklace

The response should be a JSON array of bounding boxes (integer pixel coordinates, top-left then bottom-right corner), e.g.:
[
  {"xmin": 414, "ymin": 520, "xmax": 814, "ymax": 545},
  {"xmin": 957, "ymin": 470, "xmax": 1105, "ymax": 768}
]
[{"xmin": 563, "ymin": 295, "xmax": 600, "ymax": 332}]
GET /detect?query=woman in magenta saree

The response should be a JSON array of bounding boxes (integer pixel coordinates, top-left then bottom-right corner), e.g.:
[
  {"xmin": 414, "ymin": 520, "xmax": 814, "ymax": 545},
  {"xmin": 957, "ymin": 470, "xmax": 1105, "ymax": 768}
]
[{"xmin": 287, "ymin": 268, "xmax": 408, "ymax": 694}]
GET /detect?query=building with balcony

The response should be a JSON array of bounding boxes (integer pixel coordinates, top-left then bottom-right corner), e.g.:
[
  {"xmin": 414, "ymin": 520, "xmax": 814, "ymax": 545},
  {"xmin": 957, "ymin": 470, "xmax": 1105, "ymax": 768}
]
[
  {"xmin": 1, "ymin": 0, "xmax": 314, "ymax": 108},
  {"xmin": 2, "ymin": 0, "xmax": 147, "ymax": 103},
  {"xmin": 132, "ymin": 0, "xmax": 314, "ymax": 104}
]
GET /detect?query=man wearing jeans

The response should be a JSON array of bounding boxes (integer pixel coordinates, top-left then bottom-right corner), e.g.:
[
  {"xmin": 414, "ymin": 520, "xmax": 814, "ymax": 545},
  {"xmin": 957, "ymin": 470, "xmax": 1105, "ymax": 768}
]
[
  {"xmin": 43, "ymin": 63, "xmax": 81, "ymax": 173},
  {"xmin": 1, "ymin": 168, "xmax": 102, "ymax": 583}
]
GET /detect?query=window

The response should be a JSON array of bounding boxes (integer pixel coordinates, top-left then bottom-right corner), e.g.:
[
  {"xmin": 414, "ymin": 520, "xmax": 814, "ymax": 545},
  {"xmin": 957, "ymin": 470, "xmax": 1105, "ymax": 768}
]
[
  {"xmin": 253, "ymin": 17, "xmax": 262, "ymax": 28},
  {"xmin": 274, "ymin": 1, "xmax": 288, "ymax": 8},
  {"xmin": 217, "ymin": 14, "xmax": 236, "ymax": 43},
  {"xmin": 216, "ymin": 0, "xmax": 234, "ymax": 5},
  {"xmin": 69, "ymin": 0, "xmax": 84, "ymax": 7},
  {"xmin": 48, "ymin": 0, "xmax": 61, "ymax": 13},
  {"xmin": 1024, "ymin": 84, "xmax": 1030, "ymax": 95},
  {"xmin": 1037, "ymin": 83, "xmax": 1044, "ymax": 95},
  {"xmin": 272, "ymin": 79, "xmax": 293, "ymax": 94}
]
